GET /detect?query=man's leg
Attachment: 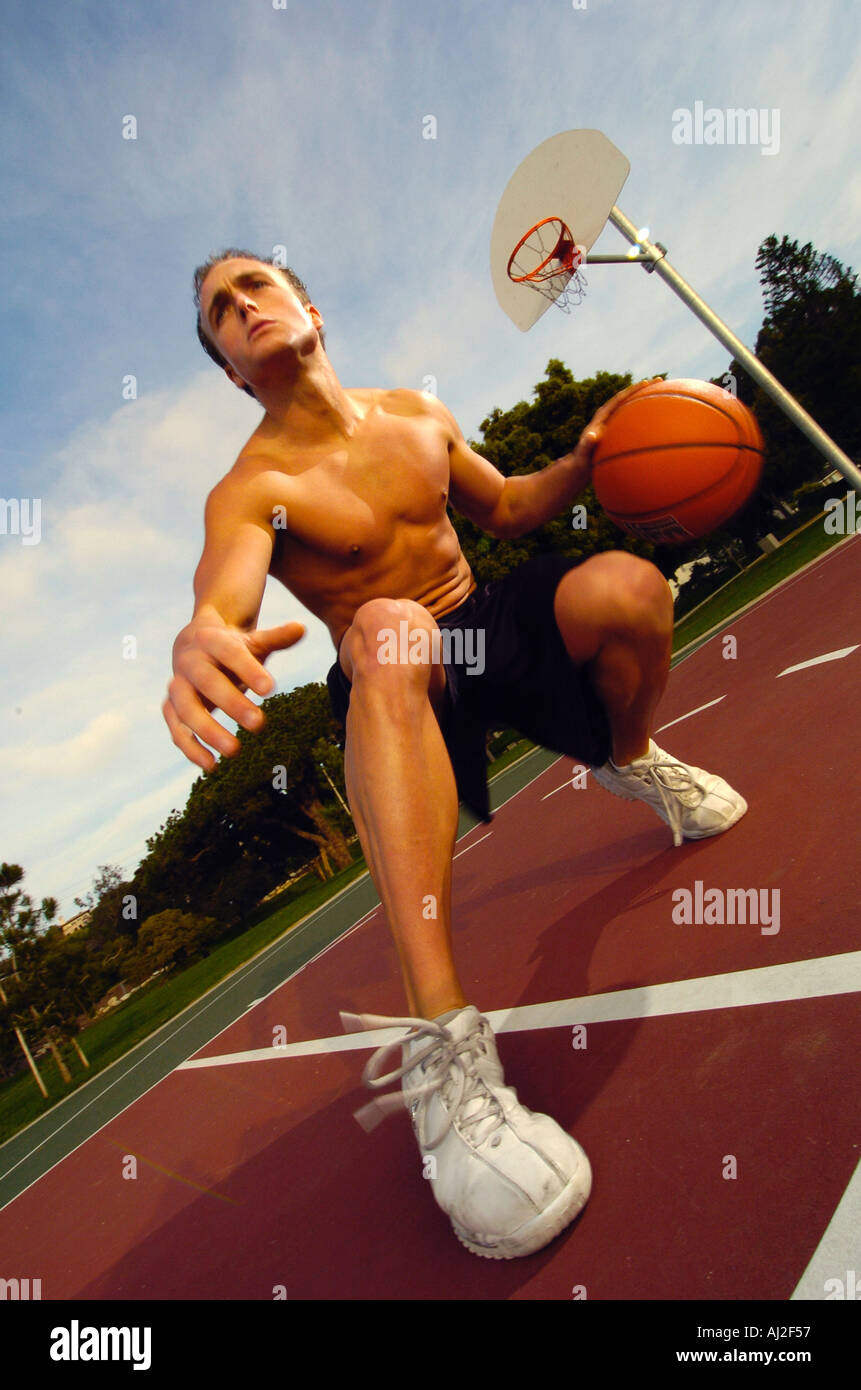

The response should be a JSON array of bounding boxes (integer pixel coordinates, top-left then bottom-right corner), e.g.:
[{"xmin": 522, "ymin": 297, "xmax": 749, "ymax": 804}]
[
  {"xmin": 338, "ymin": 597, "xmax": 467, "ymax": 1021},
  {"xmin": 553, "ymin": 551, "xmax": 673, "ymax": 765},
  {"xmin": 338, "ymin": 596, "xmax": 593, "ymax": 1260},
  {"xmin": 553, "ymin": 550, "xmax": 746, "ymax": 843}
]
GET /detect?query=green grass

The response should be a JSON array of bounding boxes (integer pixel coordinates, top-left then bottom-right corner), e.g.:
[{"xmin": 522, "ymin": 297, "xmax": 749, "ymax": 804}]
[
  {"xmin": 81, "ymin": 858, "xmax": 370, "ymax": 1060},
  {"xmin": 486, "ymin": 738, "xmax": 534, "ymax": 777},
  {"xmin": 0, "ymin": 855, "xmax": 370, "ymax": 1143},
  {"xmin": 1, "ymin": 516, "xmax": 848, "ymax": 1145},
  {"xmin": 672, "ymin": 514, "xmax": 844, "ymax": 653},
  {"xmin": 0, "ymin": 1062, "xmax": 80, "ymax": 1144}
]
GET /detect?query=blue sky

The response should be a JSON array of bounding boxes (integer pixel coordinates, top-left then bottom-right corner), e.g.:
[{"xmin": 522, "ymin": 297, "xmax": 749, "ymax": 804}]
[{"xmin": 1, "ymin": 0, "xmax": 859, "ymax": 919}]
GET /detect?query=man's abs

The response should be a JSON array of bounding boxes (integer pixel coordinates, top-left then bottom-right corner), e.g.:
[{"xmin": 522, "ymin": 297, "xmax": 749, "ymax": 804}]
[{"xmin": 239, "ymin": 389, "xmax": 477, "ymax": 646}]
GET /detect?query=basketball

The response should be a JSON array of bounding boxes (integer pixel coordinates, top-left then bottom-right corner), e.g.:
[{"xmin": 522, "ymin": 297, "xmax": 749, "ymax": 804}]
[{"xmin": 591, "ymin": 378, "xmax": 765, "ymax": 545}]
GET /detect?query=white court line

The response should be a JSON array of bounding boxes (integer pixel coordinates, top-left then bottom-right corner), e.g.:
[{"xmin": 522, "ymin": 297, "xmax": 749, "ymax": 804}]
[
  {"xmin": 0, "ymin": 869, "xmax": 385, "ymax": 1196},
  {"xmin": 177, "ymin": 950, "xmax": 861, "ymax": 1069},
  {"xmin": 778, "ymin": 646, "xmax": 858, "ymax": 677},
  {"xmin": 791, "ymin": 1158, "xmax": 861, "ymax": 1300},
  {"xmin": 540, "ymin": 633, "xmax": 859, "ymax": 803},
  {"xmin": 540, "ymin": 694, "xmax": 729, "ymax": 799},
  {"xmin": 221, "ymin": 836, "xmax": 494, "ymax": 1011},
  {"xmin": 655, "ymin": 695, "xmax": 726, "ymax": 733},
  {"xmin": 541, "ymin": 768, "xmax": 585, "ymax": 800},
  {"xmin": 453, "ymin": 831, "xmax": 492, "ymax": 860}
]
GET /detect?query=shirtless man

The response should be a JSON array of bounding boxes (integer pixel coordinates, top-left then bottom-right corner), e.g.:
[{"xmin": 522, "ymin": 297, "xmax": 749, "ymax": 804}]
[{"xmin": 163, "ymin": 250, "xmax": 746, "ymax": 1260}]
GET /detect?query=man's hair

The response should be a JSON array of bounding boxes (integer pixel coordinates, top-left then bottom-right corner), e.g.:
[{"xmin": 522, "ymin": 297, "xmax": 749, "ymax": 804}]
[{"xmin": 192, "ymin": 248, "xmax": 325, "ymax": 399}]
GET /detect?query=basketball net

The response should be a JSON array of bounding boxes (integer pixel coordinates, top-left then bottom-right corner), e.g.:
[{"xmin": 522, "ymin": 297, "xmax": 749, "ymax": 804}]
[{"xmin": 507, "ymin": 216, "xmax": 587, "ymax": 313}]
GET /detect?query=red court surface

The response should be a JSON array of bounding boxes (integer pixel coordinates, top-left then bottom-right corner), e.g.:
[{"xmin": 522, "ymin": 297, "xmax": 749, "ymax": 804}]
[{"xmin": 2, "ymin": 538, "xmax": 860, "ymax": 1300}]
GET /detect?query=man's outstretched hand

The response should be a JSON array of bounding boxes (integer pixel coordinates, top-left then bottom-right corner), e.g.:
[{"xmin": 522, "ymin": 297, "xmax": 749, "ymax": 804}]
[{"xmin": 163, "ymin": 620, "xmax": 306, "ymax": 771}]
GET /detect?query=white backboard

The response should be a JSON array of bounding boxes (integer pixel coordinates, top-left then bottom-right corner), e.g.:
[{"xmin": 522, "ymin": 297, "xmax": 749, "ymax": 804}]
[{"xmin": 491, "ymin": 129, "xmax": 630, "ymax": 330}]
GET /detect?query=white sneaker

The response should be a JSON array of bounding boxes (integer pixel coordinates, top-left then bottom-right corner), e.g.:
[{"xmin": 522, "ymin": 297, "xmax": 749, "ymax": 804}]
[
  {"xmin": 340, "ymin": 1005, "xmax": 591, "ymax": 1259},
  {"xmin": 590, "ymin": 738, "xmax": 747, "ymax": 847}
]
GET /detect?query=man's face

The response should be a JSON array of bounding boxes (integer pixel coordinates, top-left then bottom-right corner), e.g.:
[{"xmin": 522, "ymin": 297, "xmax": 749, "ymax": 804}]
[{"xmin": 199, "ymin": 258, "xmax": 323, "ymax": 390}]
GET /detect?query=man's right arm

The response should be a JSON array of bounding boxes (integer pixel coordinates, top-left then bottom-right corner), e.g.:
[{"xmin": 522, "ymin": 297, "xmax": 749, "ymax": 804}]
[{"xmin": 163, "ymin": 478, "xmax": 304, "ymax": 771}]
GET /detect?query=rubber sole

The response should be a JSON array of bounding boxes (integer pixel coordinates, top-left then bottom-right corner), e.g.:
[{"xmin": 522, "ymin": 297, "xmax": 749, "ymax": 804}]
[{"xmin": 451, "ymin": 1150, "xmax": 593, "ymax": 1260}]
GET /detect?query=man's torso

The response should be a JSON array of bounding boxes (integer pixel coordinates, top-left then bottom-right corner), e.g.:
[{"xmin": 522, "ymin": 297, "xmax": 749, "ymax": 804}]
[{"xmin": 230, "ymin": 387, "xmax": 476, "ymax": 646}]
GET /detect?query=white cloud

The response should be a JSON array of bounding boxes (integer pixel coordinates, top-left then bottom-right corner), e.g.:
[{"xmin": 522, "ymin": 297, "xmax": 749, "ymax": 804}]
[
  {"xmin": 0, "ymin": 367, "xmax": 341, "ymax": 915},
  {"xmin": 4, "ymin": 706, "xmax": 131, "ymax": 783}
]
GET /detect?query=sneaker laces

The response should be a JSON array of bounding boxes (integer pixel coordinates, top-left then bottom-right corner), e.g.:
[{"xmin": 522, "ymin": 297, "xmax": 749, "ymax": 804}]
[
  {"xmin": 340, "ymin": 1010, "xmax": 507, "ymax": 1150},
  {"xmin": 622, "ymin": 748, "xmax": 708, "ymax": 845}
]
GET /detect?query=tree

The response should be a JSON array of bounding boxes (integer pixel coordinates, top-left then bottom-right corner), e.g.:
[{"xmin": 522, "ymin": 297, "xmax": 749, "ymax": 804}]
[
  {"xmin": 0, "ymin": 863, "xmax": 59, "ymax": 1091},
  {"xmin": 124, "ymin": 910, "xmax": 220, "ymax": 984},
  {"xmin": 724, "ymin": 235, "xmax": 860, "ymax": 499},
  {"xmin": 125, "ymin": 682, "xmax": 354, "ymax": 931},
  {"xmin": 196, "ymin": 683, "xmax": 355, "ymax": 881},
  {"xmin": 0, "ymin": 862, "xmax": 58, "ymax": 942},
  {"xmin": 451, "ymin": 365, "xmax": 656, "ymax": 585},
  {"xmin": 74, "ymin": 864, "xmax": 124, "ymax": 913},
  {"xmin": 756, "ymin": 236, "xmax": 854, "ymax": 320}
]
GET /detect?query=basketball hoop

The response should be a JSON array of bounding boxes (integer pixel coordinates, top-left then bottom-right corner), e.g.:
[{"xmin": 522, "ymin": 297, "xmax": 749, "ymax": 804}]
[{"xmin": 507, "ymin": 216, "xmax": 587, "ymax": 312}]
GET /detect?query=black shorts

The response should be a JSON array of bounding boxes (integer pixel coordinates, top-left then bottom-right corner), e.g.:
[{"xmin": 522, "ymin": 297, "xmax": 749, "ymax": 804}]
[{"xmin": 326, "ymin": 552, "xmax": 612, "ymax": 823}]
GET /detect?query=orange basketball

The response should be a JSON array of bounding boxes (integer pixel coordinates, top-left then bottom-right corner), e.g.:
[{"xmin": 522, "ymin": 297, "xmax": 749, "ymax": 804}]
[{"xmin": 591, "ymin": 378, "xmax": 765, "ymax": 545}]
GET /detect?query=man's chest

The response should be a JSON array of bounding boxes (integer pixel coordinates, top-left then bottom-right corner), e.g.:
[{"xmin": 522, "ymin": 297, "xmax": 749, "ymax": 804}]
[{"xmin": 255, "ymin": 411, "xmax": 452, "ymax": 559}]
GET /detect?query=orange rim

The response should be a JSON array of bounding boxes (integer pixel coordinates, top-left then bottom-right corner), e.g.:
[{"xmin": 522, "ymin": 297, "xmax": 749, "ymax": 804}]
[{"xmin": 507, "ymin": 217, "xmax": 581, "ymax": 283}]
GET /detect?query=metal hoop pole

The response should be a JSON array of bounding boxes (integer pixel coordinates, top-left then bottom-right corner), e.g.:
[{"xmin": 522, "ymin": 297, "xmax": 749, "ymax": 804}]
[
  {"xmin": 585, "ymin": 253, "xmax": 652, "ymax": 263},
  {"xmin": 607, "ymin": 205, "xmax": 861, "ymax": 493}
]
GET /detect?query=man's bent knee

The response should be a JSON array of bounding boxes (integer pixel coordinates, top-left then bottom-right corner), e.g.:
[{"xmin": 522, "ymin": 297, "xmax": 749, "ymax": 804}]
[
  {"xmin": 556, "ymin": 552, "xmax": 672, "ymax": 639},
  {"xmin": 556, "ymin": 553, "xmax": 676, "ymax": 661},
  {"xmin": 341, "ymin": 598, "xmax": 448, "ymax": 708}
]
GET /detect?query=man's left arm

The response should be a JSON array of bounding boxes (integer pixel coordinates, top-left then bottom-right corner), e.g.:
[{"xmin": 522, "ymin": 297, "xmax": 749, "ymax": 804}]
[
  {"xmin": 489, "ymin": 440, "xmax": 594, "ymax": 539},
  {"xmin": 442, "ymin": 382, "xmax": 648, "ymax": 539},
  {"xmin": 443, "ymin": 411, "xmax": 595, "ymax": 540}
]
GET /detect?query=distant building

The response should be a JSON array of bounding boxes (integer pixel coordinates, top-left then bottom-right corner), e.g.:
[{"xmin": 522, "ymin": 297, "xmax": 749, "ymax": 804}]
[{"xmin": 60, "ymin": 910, "xmax": 92, "ymax": 937}]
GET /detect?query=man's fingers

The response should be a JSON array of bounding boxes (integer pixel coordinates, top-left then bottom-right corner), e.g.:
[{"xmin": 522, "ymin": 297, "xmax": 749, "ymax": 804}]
[
  {"xmin": 580, "ymin": 377, "xmax": 663, "ymax": 455},
  {"xmin": 162, "ymin": 693, "xmax": 224, "ymax": 771},
  {"xmin": 165, "ymin": 620, "xmax": 305, "ymax": 772},
  {"xmin": 190, "ymin": 629, "xmax": 277, "ymax": 708},
  {"xmin": 166, "ymin": 673, "xmax": 245, "ymax": 756},
  {"xmin": 591, "ymin": 381, "xmax": 646, "ymax": 428},
  {"xmin": 184, "ymin": 662, "xmax": 264, "ymax": 734},
  {"xmin": 249, "ymin": 621, "xmax": 306, "ymax": 663}
]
